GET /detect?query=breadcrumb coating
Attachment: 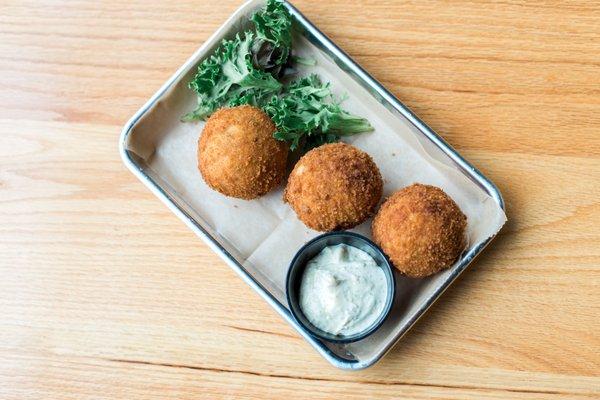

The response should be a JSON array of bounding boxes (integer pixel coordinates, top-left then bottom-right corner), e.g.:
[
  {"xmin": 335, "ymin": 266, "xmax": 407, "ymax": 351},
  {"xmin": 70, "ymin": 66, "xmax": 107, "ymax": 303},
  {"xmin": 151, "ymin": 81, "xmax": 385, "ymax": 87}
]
[
  {"xmin": 372, "ymin": 183, "xmax": 467, "ymax": 278},
  {"xmin": 198, "ymin": 105, "xmax": 288, "ymax": 199},
  {"xmin": 284, "ymin": 142, "xmax": 383, "ymax": 231}
]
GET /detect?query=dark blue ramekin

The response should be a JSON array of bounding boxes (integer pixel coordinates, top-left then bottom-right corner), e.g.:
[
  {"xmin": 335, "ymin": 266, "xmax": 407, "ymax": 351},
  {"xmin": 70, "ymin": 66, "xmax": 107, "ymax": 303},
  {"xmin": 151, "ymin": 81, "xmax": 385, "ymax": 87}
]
[{"xmin": 285, "ymin": 231, "xmax": 396, "ymax": 343}]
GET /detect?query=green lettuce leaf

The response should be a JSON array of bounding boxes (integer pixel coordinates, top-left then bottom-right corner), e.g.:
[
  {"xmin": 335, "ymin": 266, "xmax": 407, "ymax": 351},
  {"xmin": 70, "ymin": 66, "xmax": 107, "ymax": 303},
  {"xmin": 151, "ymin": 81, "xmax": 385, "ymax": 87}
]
[
  {"xmin": 183, "ymin": 33, "xmax": 282, "ymax": 121},
  {"xmin": 184, "ymin": 0, "xmax": 372, "ymax": 151},
  {"xmin": 252, "ymin": 0, "xmax": 292, "ymax": 66},
  {"xmin": 264, "ymin": 75, "xmax": 373, "ymax": 151}
]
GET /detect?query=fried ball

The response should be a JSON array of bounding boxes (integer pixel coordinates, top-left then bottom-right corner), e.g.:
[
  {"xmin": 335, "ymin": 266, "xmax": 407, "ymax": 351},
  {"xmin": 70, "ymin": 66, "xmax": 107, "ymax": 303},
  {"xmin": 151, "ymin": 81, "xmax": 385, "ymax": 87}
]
[
  {"xmin": 284, "ymin": 142, "xmax": 383, "ymax": 231},
  {"xmin": 198, "ymin": 105, "xmax": 288, "ymax": 199},
  {"xmin": 372, "ymin": 183, "xmax": 467, "ymax": 278}
]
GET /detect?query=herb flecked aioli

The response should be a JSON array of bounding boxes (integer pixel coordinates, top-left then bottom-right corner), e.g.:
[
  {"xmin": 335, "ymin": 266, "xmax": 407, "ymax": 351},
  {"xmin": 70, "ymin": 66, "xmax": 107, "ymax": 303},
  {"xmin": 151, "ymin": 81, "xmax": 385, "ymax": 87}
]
[{"xmin": 299, "ymin": 244, "xmax": 388, "ymax": 336}]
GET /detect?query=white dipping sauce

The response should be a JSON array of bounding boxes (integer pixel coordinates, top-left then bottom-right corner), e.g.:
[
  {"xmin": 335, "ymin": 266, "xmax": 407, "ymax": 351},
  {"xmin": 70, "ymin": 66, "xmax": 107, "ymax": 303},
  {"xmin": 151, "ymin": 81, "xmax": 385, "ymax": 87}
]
[{"xmin": 299, "ymin": 244, "xmax": 388, "ymax": 336}]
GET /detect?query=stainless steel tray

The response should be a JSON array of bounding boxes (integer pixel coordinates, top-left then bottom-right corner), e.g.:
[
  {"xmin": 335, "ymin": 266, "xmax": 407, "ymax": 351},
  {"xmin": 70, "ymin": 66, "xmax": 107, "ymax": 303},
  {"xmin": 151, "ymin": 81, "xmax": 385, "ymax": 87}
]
[{"xmin": 120, "ymin": 0, "xmax": 505, "ymax": 370}]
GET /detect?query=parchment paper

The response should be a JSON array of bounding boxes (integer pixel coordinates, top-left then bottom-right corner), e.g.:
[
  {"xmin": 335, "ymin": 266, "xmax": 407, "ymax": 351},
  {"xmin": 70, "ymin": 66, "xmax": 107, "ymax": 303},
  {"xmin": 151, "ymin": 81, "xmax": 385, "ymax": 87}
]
[{"xmin": 125, "ymin": 1, "xmax": 506, "ymax": 362}]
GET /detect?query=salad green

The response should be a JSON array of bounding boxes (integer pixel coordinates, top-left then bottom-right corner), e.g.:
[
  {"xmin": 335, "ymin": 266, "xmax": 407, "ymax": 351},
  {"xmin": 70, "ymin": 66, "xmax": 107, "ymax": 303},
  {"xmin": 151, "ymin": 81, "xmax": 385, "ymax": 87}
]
[
  {"xmin": 184, "ymin": 0, "xmax": 372, "ymax": 151},
  {"xmin": 265, "ymin": 75, "xmax": 374, "ymax": 150},
  {"xmin": 183, "ymin": 32, "xmax": 281, "ymax": 121}
]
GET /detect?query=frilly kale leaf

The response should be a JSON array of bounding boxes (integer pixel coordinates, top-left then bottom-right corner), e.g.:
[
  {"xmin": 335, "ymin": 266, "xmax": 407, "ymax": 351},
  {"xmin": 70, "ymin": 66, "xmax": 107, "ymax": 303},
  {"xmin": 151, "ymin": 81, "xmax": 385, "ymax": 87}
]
[
  {"xmin": 251, "ymin": 0, "xmax": 292, "ymax": 75},
  {"xmin": 184, "ymin": 0, "xmax": 291, "ymax": 121},
  {"xmin": 183, "ymin": 32, "xmax": 282, "ymax": 121},
  {"xmin": 184, "ymin": 0, "xmax": 372, "ymax": 151},
  {"xmin": 264, "ymin": 75, "xmax": 373, "ymax": 151}
]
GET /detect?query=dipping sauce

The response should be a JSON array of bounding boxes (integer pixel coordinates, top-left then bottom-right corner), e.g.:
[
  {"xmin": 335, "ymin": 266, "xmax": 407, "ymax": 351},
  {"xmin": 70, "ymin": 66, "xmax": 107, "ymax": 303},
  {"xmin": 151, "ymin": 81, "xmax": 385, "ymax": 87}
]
[{"xmin": 299, "ymin": 244, "xmax": 388, "ymax": 336}]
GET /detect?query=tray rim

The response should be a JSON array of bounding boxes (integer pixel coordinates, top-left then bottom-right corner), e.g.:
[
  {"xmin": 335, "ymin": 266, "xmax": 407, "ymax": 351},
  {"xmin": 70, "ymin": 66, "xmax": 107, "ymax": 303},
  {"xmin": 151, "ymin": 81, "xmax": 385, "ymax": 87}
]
[{"xmin": 119, "ymin": 0, "xmax": 505, "ymax": 370}]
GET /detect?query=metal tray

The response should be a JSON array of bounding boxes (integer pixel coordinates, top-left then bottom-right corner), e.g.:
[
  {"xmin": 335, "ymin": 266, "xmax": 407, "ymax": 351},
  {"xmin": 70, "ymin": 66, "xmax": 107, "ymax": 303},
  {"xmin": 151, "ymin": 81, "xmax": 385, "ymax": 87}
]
[{"xmin": 119, "ymin": 0, "xmax": 505, "ymax": 370}]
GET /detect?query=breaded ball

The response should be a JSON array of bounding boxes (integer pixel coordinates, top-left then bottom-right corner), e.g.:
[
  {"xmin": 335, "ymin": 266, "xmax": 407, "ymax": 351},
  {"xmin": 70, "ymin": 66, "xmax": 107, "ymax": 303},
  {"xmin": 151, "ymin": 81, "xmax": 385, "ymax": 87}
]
[
  {"xmin": 372, "ymin": 183, "xmax": 467, "ymax": 278},
  {"xmin": 284, "ymin": 142, "xmax": 383, "ymax": 231},
  {"xmin": 198, "ymin": 105, "xmax": 288, "ymax": 199}
]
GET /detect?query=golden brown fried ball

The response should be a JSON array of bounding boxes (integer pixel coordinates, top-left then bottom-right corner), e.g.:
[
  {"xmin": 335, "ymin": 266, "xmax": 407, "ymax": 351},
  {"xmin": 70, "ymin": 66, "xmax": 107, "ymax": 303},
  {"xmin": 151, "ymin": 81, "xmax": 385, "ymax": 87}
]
[
  {"xmin": 198, "ymin": 105, "xmax": 288, "ymax": 199},
  {"xmin": 372, "ymin": 183, "xmax": 467, "ymax": 278},
  {"xmin": 284, "ymin": 142, "xmax": 383, "ymax": 231}
]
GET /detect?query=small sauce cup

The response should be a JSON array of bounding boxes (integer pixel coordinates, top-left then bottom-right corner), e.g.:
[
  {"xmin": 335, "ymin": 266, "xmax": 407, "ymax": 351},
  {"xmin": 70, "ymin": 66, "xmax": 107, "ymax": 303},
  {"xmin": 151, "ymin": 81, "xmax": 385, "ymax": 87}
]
[{"xmin": 286, "ymin": 231, "xmax": 396, "ymax": 343}]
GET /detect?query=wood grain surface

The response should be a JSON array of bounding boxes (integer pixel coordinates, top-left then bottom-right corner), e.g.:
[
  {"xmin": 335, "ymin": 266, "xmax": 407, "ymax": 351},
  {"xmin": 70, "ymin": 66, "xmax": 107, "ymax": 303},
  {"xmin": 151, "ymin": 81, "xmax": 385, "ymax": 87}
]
[{"xmin": 1, "ymin": 0, "xmax": 599, "ymax": 398}]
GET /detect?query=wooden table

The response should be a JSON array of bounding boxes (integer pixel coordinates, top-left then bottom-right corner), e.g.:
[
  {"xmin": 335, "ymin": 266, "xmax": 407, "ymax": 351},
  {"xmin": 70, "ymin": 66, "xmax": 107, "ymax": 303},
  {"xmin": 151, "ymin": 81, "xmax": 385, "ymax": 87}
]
[{"xmin": 1, "ymin": 1, "xmax": 599, "ymax": 398}]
